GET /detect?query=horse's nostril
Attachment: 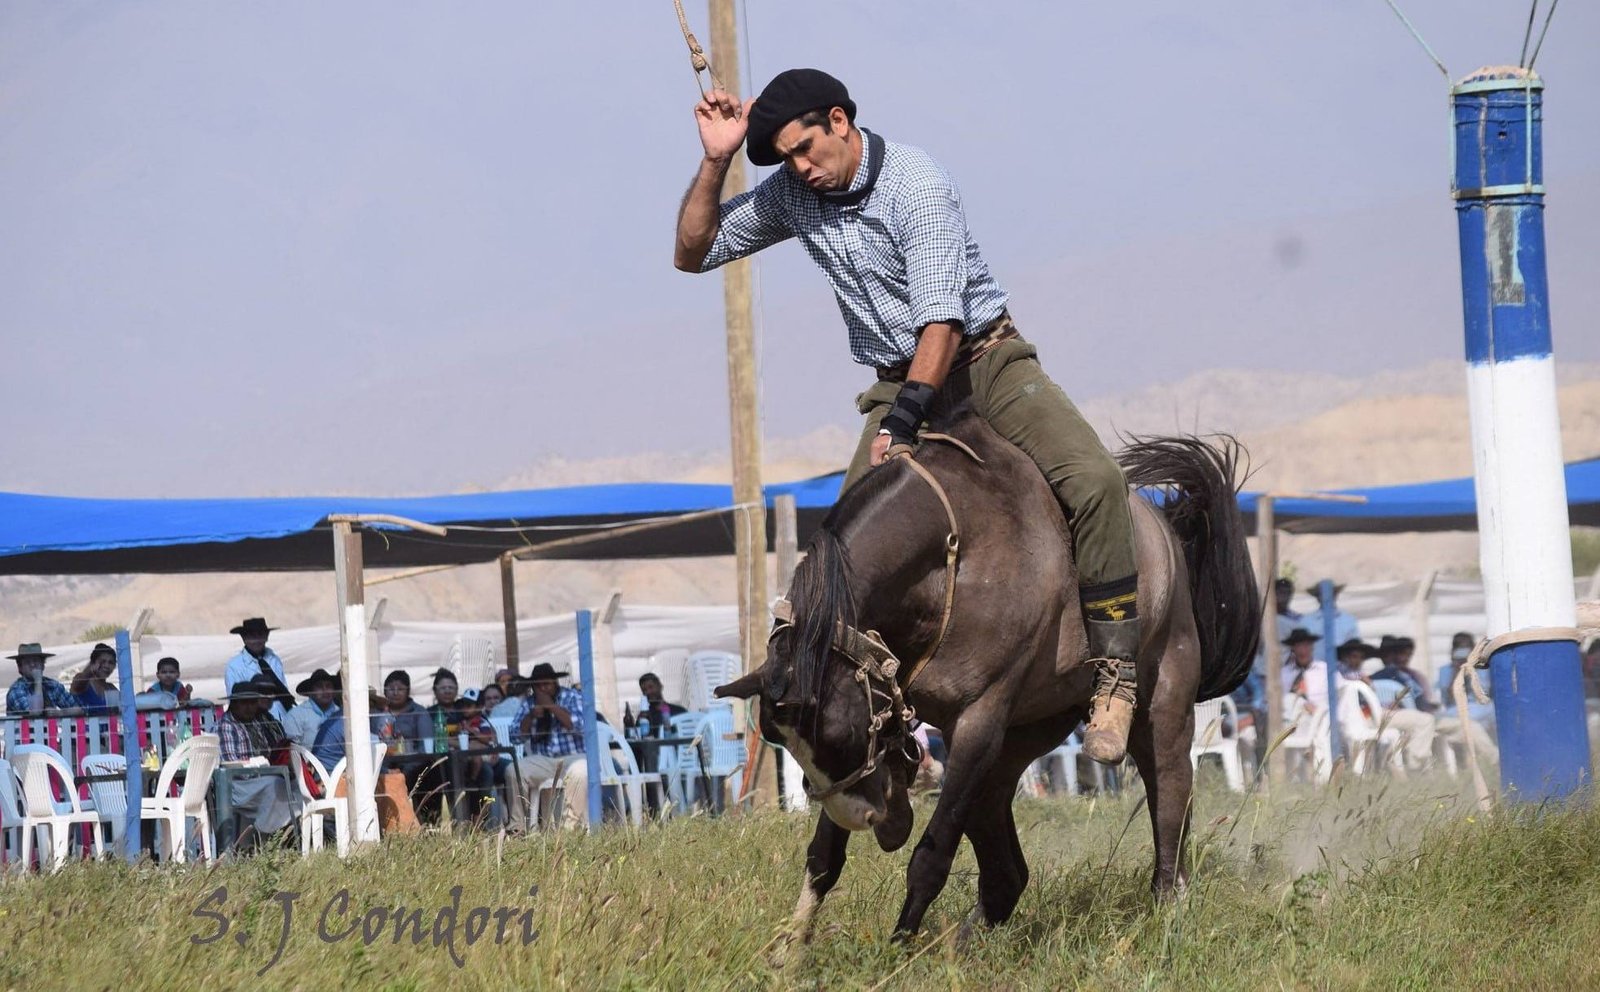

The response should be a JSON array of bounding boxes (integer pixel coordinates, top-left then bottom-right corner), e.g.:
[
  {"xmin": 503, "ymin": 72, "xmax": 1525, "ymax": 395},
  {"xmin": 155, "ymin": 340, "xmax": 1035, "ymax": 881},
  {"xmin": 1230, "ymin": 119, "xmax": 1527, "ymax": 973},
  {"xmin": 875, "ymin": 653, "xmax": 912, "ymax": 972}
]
[{"xmin": 864, "ymin": 809, "xmax": 878, "ymax": 826}]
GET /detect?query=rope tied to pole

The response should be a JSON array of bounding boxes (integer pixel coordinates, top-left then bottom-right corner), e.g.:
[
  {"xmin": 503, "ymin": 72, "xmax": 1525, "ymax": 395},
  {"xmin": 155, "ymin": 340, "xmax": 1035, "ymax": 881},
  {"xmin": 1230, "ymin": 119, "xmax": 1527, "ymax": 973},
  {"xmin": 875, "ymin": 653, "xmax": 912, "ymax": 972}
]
[
  {"xmin": 1451, "ymin": 621, "xmax": 1591, "ymax": 813},
  {"xmin": 673, "ymin": 0, "xmax": 725, "ymax": 95}
]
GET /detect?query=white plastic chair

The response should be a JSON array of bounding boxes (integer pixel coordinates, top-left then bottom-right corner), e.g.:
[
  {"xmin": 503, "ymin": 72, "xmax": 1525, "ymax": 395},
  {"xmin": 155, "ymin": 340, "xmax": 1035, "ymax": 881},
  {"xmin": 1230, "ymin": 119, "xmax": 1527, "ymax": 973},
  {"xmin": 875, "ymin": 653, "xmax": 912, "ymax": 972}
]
[
  {"xmin": 79, "ymin": 752, "xmax": 129, "ymax": 847},
  {"xmin": 680, "ymin": 702, "xmax": 746, "ymax": 811},
  {"xmin": 140, "ymin": 733, "xmax": 220, "ymax": 863},
  {"xmin": 1190, "ymin": 697, "xmax": 1244, "ymax": 792},
  {"xmin": 447, "ymin": 635, "xmax": 496, "ymax": 694},
  {"xmin": 11, "ymin": 744, "xmax": 106, "ymax": 872},
  {"xmin": 289, "ymin": 744, "xmax": 350, "ymax": 857},
  {"xmin": 1337, "ymin": 682, "xmax": 1403, "ymax": 776},
  {"xmin": 0, "ymin": 758, "xmax": 25, "ymax": 866},
  {"xmin": 535, "ymin": 723, "xmax": 657, "ymax": 827},
  {"xmin": 1279, "ymin": 695, "xmax": 1332, "ymax": 784},
  {"xmin": 686, "ymin": 651, "xmax": 742, "ymax": 713}
]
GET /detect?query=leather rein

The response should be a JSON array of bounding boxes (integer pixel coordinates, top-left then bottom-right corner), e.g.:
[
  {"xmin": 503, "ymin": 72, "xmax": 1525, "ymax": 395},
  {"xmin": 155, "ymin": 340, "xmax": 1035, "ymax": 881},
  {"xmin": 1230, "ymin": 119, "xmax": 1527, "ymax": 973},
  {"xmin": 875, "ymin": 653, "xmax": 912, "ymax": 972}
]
[{"xmin": 769, "ymin": 433, "xmax": 980, "ymax": 800}]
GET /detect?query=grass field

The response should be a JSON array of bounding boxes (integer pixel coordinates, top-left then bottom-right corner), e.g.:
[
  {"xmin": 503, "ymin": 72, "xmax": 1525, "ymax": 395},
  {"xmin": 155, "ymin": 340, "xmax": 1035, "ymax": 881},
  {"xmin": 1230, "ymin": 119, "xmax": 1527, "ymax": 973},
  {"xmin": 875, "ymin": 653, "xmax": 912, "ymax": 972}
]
[{"xmin": 3, "ymin": 771, "xmax": 1597, "ymax": 991}]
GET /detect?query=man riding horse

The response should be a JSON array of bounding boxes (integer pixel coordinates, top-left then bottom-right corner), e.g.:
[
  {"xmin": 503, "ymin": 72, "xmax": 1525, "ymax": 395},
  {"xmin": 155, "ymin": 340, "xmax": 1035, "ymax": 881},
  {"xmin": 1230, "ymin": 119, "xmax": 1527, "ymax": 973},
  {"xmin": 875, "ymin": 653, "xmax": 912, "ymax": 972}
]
[{"xmin": 674, "ymin": 68, "xmax": 1142, "ymax": 765}]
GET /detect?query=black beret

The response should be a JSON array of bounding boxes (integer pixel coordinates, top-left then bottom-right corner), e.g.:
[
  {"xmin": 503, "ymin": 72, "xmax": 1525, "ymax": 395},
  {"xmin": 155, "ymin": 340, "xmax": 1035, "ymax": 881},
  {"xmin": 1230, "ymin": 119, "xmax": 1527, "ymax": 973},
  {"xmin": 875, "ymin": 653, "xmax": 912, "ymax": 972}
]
[{"xmin": 746, "ymin": 68, "xmax": 855, "ymax": 167}]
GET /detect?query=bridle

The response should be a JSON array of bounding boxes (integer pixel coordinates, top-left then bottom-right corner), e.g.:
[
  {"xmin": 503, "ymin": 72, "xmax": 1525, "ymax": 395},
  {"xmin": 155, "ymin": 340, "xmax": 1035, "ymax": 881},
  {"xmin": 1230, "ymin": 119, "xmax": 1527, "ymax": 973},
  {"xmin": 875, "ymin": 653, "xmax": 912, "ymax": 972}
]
[{"xmin": 768, "ymin": 433, "xmax": 980, "ymax": 801}]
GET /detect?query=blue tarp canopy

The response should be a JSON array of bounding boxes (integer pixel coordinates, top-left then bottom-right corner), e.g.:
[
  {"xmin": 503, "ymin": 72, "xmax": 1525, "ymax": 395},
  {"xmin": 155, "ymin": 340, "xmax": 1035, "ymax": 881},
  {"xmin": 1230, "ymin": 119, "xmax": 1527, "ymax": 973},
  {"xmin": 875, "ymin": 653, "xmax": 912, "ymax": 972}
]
[
  {"xmin": 0, "ymin": 456, "xmax": 1595, "ymax": 574},
  {"xmin": 0, "ymin": 476, "xmax": 846, "ymax": 574},
  {"xmin": 1240, "ymin": 456, "xmax": 1600, "ymax": 535}
]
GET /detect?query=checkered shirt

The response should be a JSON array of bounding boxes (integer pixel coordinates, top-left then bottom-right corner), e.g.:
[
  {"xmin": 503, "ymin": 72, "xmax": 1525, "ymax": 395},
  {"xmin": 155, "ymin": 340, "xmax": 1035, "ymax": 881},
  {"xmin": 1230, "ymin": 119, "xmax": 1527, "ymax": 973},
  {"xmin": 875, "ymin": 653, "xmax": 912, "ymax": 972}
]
[
  {"xmin": 513, "ymin": 686, "xmax": 587, "ymax": 758},
  {"xmin": 6, "ymin": 676, "xmax": 77, "ymax": 715},
  {"xmin": 700, "ymin": 128, "xmax": 1009, "ymax": 368}
]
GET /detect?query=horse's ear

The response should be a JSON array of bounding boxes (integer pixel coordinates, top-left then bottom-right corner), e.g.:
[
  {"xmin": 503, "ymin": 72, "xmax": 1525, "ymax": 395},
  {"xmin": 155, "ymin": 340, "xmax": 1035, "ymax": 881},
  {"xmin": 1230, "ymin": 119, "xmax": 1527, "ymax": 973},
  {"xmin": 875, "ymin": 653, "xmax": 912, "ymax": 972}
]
[{"xmin": 714, "ymin": 670, "xmax": 765, "ymax": 700}]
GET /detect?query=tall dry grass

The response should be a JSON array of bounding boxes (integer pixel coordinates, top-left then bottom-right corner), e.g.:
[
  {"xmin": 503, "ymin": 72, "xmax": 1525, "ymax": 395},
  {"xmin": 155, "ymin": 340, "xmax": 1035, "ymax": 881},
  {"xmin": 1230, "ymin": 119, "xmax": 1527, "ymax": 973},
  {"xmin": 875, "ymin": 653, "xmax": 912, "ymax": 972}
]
[{"xmin": 2, "ymin": 772, "xmax": 1596, "ymax": 991}]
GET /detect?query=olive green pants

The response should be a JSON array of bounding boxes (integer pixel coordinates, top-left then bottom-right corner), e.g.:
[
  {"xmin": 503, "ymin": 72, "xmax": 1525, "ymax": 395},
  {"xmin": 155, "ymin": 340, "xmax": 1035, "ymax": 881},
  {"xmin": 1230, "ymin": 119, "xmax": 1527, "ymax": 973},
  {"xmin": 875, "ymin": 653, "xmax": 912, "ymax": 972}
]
[{"xmin": 842, "ymin": 336, "xmax": 1137, "ymax": 590}]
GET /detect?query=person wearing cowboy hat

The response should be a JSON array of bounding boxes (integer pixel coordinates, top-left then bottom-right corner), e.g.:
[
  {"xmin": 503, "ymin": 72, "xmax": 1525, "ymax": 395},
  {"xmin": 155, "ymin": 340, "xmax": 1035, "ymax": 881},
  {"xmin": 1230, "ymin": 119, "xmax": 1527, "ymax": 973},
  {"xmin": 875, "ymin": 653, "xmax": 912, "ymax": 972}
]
[
  {"xmin": 5, "ymin": 643, "xmax": 78, "ymax": 716},
  {"xmin": 282, "ymin": 668, "xmax": 342, "ymax": 747},
  {"xmin": 223, "ymin": 618, "xmax": 294, "ymax": 721},
  {"xmin": 509, "ymin": 660, "xmax": 589, "ymax": 829},
  {"xmin": 1279, "ymin": 627, "xmax": 1348, "ymax": 715},
  {"xmin": 216, "ymin": 676, "xmax": 296, "ymax": 850}
]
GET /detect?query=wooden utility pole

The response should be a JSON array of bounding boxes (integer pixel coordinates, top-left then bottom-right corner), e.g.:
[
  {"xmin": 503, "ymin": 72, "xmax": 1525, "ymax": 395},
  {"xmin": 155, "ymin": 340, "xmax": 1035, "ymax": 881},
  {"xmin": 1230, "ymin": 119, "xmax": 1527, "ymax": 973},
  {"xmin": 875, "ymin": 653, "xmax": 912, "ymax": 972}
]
[
  {"xmin": 710, "ymin": 0, "xmax": 775, "ymax": 807},
  {"xmin": 1257, "ymin": 496, "xmax": 1283, "ymax": 789},
  {"xmin": 500, "ymin": 553, "xmax": 521, "ymax": 675},
  {"xmin": 708, "ymin": 3, "xmax": 767, "ymax": 693}
]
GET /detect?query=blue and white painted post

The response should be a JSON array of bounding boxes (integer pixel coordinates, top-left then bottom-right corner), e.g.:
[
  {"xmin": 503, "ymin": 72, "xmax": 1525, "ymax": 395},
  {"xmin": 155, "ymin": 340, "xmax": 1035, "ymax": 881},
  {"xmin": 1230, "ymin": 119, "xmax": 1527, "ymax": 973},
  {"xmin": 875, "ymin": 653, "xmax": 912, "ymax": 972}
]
[
  {"xmin": 1452, "ymin": 66, "xmax": 1590, "ymax": 799},
  {"xmin": 575, "ymin": 610, "xmax": 604, "ymax": 831},
  {"xmin": 114, "ymin": 630, "xmax": 143, "ymax": 863}
]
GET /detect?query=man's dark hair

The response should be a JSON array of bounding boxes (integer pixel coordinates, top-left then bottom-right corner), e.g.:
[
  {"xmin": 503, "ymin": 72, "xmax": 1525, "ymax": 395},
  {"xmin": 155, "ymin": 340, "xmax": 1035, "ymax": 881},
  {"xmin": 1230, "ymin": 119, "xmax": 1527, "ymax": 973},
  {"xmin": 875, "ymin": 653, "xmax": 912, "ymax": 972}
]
[
  {"xmin": 797, "ymin": 107, "xmax": 850, "ymax": 133},
  {"xmin": 156, "ymin": 657, "xmax": 180, "ymax": 671}
]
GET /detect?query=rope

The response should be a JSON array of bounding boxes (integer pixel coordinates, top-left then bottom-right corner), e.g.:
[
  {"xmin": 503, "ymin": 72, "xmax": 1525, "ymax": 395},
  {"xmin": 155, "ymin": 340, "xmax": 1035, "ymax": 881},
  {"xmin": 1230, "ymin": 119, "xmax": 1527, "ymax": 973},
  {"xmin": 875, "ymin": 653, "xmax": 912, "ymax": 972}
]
[
  {"xmin": 1379, "ymin": 0, "xmax": 1450, "ymax": 79},
  {"xmin": 1526, "ymin": 0, "xmax": 1561, "ymax": 72},
  {"xmin": 1451, "ymin": 624, "xmax": 1584, "ymax": 813},
  {"xmin": 1518, "ymin": 0, "xmax": 1541, "ymax": 68},
  {"xmin": 672, "ymin": 0, "xmax": 725, "ymax": 95}
]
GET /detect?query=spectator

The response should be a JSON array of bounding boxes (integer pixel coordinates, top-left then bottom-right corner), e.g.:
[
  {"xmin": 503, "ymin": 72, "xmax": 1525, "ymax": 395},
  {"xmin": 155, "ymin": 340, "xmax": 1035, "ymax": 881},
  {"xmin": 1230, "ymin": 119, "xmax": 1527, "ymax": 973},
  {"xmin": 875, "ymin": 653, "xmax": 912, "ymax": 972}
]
[
  {"xmin": 480, "ymin": 683, "xmax": 507, "ymax": 716},
  {"xmin": 1302, "ymin": 582, "xmax": 1359, "ymax": 646},
  {"xmin": 1373, "ymin": 637, "xmax": 1436, "ymax": 712},
  {"xmin": 636, "ymin": 672, "xmax": 687, "ymax": 735},
  {"xmin": 374, "ymin": 670, "xmax": 431, "ymax": 751},
  {"xmin": 1339, "ymin": 639, "xmax": 1437, "ymax": 773},
  {"xmin": 492, "ymin": 675, "xmax": 533, "ymax": 722},
  {"xmin": 1582, "ymin": 640, "xmax": 1600, "ymax": 701},
  {"xmin": 5, "ymin": 643, "xmax": 77, "ymax": 716},
  {"xmin": 310, "ymin": 690, "xmax": 384, "ymax": 770},
  {"xmin": 494, "ymin": 668, "xmax": 515, "ymax": 696},
  {"xmin": 510, "ymin": 662, "xmax": 588, "ymax": 828},
  {"xmin": 1334, "ymin": 638, "xmax": 1377, "ymax": 685},
  {"xmin": 283, "ymin": 668, "xmax": 341, "ymax": 747},
  {"xmin": 1281, "ymin": 628, "xmax": 1339, "ymax": 714},
  {"xmin": 145, "ymin": 656, "xmax": 192, "ymax": 702},
  {"xmin": 453, "ymin": 688, "xmax": 506, "ymax": 830},
  {"xmin": 1437, "ymin": 631, "xmax": 1496, "ymax": 732},
  {"xmin": 216, "ymin": 676, "xmax": 296, "ymax": 849},
  {"xmin": 71, "ymin": 643, "xmax": 120, "ymax": 716},
  {"xmin": 223, "ymin": 618, "xmax": 294, "ymax": 720}
]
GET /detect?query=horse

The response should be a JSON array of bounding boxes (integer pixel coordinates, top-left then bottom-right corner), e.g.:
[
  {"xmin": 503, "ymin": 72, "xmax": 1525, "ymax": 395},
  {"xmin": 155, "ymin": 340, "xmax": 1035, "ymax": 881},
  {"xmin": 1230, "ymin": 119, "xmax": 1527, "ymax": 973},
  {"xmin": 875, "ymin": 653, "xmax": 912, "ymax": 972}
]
[{"xmin": 715, "ymin": 409, "xmax": 1259, "ymax": 946}]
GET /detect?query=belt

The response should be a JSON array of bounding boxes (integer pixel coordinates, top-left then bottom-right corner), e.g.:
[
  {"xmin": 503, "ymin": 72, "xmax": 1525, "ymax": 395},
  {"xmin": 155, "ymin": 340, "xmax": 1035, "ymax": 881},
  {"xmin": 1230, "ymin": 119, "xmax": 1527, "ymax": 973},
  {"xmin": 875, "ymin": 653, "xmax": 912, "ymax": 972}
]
[{"xmin": 875, "ymin": 313, "xmax": 1019, "ymax": 383}]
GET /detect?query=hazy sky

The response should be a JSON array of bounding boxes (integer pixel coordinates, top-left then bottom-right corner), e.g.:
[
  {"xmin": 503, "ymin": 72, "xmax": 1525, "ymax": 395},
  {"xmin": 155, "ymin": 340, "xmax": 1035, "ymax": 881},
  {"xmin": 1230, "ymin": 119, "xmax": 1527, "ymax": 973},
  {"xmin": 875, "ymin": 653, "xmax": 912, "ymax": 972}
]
[{"xmin": 3, "ymin": 1, "xmax": 1596, "ymax": 497}]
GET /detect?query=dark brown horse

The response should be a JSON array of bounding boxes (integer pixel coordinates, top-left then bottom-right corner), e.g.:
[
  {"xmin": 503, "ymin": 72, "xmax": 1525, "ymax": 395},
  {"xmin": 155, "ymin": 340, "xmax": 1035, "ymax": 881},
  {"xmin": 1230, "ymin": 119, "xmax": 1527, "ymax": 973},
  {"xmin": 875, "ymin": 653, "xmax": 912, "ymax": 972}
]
[{"xmin": 716, "ymin": 410, "xmax": 1258, "ymax": 946}]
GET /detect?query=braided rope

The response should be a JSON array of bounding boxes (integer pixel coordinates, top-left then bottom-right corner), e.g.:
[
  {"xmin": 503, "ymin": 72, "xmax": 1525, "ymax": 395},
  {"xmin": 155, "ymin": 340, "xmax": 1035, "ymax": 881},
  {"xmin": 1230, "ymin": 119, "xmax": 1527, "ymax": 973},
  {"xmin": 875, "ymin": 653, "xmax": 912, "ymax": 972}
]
[{"xmin": 672, "ymin": 0, "xmax": 724, "ymax": 95}]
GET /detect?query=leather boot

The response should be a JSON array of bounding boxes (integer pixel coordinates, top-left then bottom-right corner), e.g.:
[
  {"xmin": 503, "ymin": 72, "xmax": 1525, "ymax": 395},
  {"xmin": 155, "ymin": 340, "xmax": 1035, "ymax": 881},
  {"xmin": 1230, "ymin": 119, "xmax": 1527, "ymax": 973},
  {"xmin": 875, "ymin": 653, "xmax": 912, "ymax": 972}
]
[{"xmin": 1082, "ymin": 617, "xmax": 1141, "ymax": 765}]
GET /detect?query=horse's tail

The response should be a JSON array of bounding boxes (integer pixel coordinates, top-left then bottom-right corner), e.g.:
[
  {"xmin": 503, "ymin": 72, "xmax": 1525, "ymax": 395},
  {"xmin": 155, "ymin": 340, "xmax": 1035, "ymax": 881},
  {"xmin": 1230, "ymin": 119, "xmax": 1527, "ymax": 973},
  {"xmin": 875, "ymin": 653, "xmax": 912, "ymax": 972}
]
[{"xmin": 1118, "ymin": 435, "xmax": 1261, "ymax": 702}]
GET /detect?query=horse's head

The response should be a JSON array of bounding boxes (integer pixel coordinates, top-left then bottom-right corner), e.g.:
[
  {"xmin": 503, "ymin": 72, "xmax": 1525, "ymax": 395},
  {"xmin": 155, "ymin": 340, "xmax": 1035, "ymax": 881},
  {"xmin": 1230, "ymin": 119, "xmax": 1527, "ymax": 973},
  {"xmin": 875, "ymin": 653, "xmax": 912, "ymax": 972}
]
[{"xmin": 715, "ymin": 622, "xmax": 917, "ymax": 850}]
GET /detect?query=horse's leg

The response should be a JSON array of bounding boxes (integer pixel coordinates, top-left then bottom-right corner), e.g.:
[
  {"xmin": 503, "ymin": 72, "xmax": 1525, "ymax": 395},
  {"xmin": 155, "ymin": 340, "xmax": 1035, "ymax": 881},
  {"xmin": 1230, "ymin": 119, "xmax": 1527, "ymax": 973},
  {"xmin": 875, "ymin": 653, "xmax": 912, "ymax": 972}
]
[
  {"xmin": 773, "ymin": 811, "xmax": 851, "ymax": 965},
  {"xmin": 892, "ymin": 698, "xmax": 1011, "ymax": 940},
  {"xmin": 1128, "ymin": 626, "xmax": 1199, "ymax": 898},
  {"xmin": 960, "ymin": 717, "xmax": 1071, "ymax": 940}
]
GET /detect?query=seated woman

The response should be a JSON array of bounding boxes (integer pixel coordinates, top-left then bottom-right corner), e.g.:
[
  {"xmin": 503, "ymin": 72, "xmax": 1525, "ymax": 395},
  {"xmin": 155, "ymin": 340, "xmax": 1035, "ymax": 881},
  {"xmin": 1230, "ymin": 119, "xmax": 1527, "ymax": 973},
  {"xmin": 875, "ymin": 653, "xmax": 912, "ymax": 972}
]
[
  {"xmin": 71, "ymin": 644, "xmax": 121, "ymax": 716},
  {"xmin": 373, "ymin": 669, "xmax": 433, "ymax": 801}
]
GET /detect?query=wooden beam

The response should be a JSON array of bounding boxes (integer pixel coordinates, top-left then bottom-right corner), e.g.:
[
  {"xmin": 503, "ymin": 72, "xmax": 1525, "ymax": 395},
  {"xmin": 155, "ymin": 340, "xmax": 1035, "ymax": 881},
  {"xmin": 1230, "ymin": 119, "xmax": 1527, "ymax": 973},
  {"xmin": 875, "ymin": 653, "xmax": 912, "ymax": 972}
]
[
  {"xmin": 1258, "ymin": 495, "xmax": 1283, "ymax": 789},
  {"xmin": 500, "ymin": 553, "xmax": 521, "ymax": 675},
  {"xmin": 774, "ymin": 493, "xmax": 798, "ymax": 597},
  {"xmin": 334, "ymin": 521, "xmax": 380, "ymax": 845}
]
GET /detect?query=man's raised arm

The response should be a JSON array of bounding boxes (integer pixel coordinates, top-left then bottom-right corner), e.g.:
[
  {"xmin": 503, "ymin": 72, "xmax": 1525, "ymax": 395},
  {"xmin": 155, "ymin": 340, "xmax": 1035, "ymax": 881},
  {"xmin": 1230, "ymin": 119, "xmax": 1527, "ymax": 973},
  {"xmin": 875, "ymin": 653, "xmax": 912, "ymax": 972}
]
[{"xmin": 674, "ymin": 89, "xmax": 753, "ymax": 272}]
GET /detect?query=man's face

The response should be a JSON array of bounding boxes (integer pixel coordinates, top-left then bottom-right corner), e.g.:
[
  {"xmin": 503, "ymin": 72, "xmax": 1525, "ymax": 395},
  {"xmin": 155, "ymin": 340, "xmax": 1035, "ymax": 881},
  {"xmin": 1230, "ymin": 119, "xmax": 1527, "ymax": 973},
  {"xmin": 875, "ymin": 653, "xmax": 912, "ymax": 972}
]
[
  {"xmin": 310, "ymin": 682, "xmax": 336, "ymax": 708},
  {"xmin": 533, "ymin": 678, "xmax": 557, "ymax": 700},
  {"xmin": 1339, "ymin": 651, "xmax": 1362, "ymax": 670},
  {"xmin": 772, "ymin": 108, "xmax": 856, "ymax": 191},
  {"xmin": 16, "ymin": 658, "xmax": 44, "ymax": 680},
  {"xmin": 243, "ymin": 633, "xmax": 269, "ymax": 656},
  {"xmin": 1274, "ymin": 584, "xmax": 1293, "ymax": 613},
  {"xmin": 1290, "ymin": 641, "xmax": 1315, "ymax": 666},
  {"xmin": 1395, "ymin": 648, "xmax": 1414, "ymax": 667},
  {"xmin": 233, "ymin": 696, "xmax": 262, "ymax": 719},
  {"xmin": 156, "ymin": 665, "xmax": 179, "ymax": 688},
  {"xmin": 640, "ymin": 677, "xmax": 662, "ymax": 701}
]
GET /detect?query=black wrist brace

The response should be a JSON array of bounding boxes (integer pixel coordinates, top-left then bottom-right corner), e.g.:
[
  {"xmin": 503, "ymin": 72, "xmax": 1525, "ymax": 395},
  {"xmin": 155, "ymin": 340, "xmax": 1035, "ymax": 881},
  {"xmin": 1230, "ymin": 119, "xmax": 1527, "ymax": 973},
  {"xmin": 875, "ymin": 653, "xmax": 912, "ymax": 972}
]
[{"xmin": 879, "ymin": 381, "xmax": 936, "ymax": 446}]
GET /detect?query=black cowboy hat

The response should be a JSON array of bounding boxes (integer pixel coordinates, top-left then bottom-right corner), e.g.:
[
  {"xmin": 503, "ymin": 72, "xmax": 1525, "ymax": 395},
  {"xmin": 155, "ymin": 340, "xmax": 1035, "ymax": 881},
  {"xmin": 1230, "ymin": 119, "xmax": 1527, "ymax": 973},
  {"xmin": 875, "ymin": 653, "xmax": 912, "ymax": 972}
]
[
  {"xmin": 1281, "ymin": 628, "xmax": 1321, "ymax": 646},
  {"xmin": 746, "ymin": 68, "xmax": 856, "ymax": 167},
  {"xmin": 1378, "ymin": 634, "xmax": 1416, "ymax": 654},
  {"xmin": 230, "ymin": 617, "xmax": 275, "ymax": 636},
  {"xmin": 1303, "ymin": 582, "xmax": 1348, "ymax": 597},
  {"xmin": 528, "ymin": 662, "xmax": 569, "ymax": 681},
  {"xmin": 295, "ymin": 668, "xmax": 342, "ymax": 695},
  {"xmin": 229, "ymin": 676, "xmax": 278, "ymax": 701},
  {"xmin": 1336, "ymin": 638, "xmax": 1380, "ymax": 659},
  {"xmin": 7, "ymin": 642, "xmax": 54, "ymax": 661},
  {"xmin": 1273, "ymin": 577, "xmax": 1295, "ymax": 592}
]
